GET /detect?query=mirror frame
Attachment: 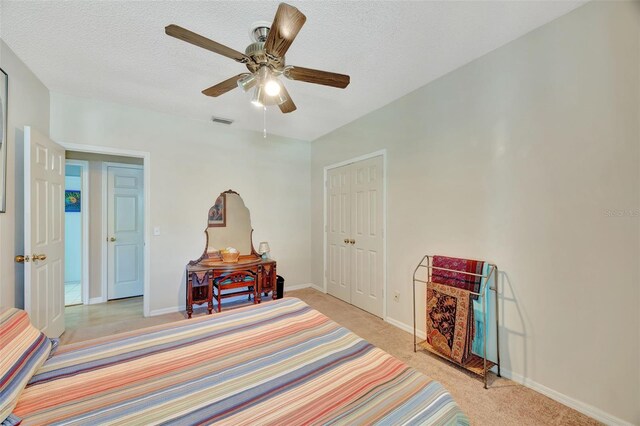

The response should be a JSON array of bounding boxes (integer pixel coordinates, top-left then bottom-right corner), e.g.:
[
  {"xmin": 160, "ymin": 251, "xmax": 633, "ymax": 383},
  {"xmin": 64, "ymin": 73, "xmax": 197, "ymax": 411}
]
[{"xmin": 189, "ymin": 189, "xmax": 259, "ymax": 265}]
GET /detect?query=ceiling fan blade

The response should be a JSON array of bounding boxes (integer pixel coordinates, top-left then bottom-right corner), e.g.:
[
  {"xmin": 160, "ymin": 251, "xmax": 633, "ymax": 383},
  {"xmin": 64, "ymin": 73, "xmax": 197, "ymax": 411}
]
[
  {"xmin": 264, "ymin": 3, "xmax": 306, "ymax": 59},
  {"xmin": 202, "ymin": 74, "xmax": 247, "ymax": 97},
  {"xmin": 165, "ymin": 24, "xmax": 250, "ymax": 64},
  {"xmin": 284, "ymin": 66, "xmax": 350, "ymax": 89},
  {"xmin": 278, "ymin": 85, "xmax": 297, "ymax": 113}
]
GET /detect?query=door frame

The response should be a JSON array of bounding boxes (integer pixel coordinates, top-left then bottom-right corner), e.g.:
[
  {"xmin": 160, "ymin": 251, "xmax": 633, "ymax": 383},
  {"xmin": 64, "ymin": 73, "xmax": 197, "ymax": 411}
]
[
  {"xmin": 102, "ymin": 162, "xmax": 144, "ymax": 303},
  {"xmin": 323, "ymin": 149, "xmax": 387, "ymax": 320},
  {"xmin": 65, "ymin": 159, "xmax": 90, "ymax": 305},
  {"xmin": 60, "ymin": 143, "xmax": 151, "ymax": 317}
]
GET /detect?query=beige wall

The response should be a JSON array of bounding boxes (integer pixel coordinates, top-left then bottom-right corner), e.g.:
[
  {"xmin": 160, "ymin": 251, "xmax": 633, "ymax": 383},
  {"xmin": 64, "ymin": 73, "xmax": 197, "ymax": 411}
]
[
  {"xmin": 0, "ymin": 40, "xmax": 50, "ymax": 308},
  {"xmin": 50, "ymin": 92, "xmax": 311, "ymax": 313},
  {"xmin": 310, "ymin": 2, "xmax": 639, "ymax": 424}
]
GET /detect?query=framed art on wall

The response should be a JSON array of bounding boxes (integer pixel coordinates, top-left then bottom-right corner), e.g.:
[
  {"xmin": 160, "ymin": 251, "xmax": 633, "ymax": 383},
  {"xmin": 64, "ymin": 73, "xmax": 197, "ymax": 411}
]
[
  {"xmin": 65, "ymin": 190, "xmax": 81, "ymax": 212},
  {"xmin": 0, "ymin": 68, "xmax": 7, "ymax": 213}
]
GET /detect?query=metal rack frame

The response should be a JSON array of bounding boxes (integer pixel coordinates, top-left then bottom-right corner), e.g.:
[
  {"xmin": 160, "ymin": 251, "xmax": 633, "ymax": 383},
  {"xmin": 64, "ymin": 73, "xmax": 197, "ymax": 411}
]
[{"xmin": 413, "ymin": 255, "xmax": 500, "ymax": 388}]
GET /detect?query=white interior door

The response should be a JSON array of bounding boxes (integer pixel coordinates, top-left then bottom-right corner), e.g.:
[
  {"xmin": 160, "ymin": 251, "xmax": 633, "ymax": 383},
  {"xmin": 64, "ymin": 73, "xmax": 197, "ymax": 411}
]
[
  {"xmin": 24, "ymin": 126, "xmax": 65, "ymax": 337},
  {"xmin": 325, "ymin": 155, "xmax": 384, "ymax": 318},
  {"xmin": 349, "ymin": 156, "xmax": 384, "ymax": 317},
  {"xmin": 107, "ymin": 165, "xmax": 144, "ymax": 300},
  {"xmin": 326, "ymin": 164, "xmax": 351, "ymax": 302}
]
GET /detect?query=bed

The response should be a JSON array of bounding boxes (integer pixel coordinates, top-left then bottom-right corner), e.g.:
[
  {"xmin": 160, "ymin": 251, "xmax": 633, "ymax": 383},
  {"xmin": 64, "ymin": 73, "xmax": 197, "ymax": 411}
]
[{"xmin": 2, "ymin": 298, "xmax": 467, "ymax": 425}]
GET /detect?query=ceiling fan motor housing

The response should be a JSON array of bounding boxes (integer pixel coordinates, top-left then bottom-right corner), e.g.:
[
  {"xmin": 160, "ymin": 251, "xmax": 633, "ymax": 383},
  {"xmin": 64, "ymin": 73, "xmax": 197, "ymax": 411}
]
[
  {"xmin": 245, "ymin": 42, "xmax": 267, "ymax": 64},
  {"xmin": 245, "ymin": 41, "xmax": 284, "ymax": 72},
  {"xmin": 250, "ymin": 24, "xmax": 270, "ymax": 43},
  {"xmin": 245, "ymin": 22, "xmax": 284, "ymax": 73}
]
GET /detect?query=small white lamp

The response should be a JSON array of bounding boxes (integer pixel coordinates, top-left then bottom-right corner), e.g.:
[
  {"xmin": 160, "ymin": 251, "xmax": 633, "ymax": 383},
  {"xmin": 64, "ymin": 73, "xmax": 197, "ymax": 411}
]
[{"xmin": 258, "ymin": 242, "xmax": 270, "ymax": 259}]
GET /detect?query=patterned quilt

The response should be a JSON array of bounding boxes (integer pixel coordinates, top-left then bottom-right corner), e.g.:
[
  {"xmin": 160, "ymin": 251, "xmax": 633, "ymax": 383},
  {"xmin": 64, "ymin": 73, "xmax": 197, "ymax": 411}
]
[
  {"xmin": 427, "ymin": 282, "xmax": 475, "ymax": 365},
  {"xmin": 11, "ymin": 298, "xmax": 467, "ymax": 425},
  {"xmin": 431, "ymin": 256, "xmax": 485, "ymax": 300}
]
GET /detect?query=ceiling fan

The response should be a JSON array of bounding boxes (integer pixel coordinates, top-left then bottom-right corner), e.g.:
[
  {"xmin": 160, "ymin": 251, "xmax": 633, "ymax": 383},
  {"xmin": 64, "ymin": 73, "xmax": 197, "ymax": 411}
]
[{"xmin": 165, "ymin": 3, "xmax": 350, "ymax": 114}]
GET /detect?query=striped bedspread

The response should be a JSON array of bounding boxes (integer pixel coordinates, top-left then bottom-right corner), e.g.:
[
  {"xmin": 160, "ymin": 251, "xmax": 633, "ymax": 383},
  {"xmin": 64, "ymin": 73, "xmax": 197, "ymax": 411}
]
[{"xmin": 11, "ymin": 298, "xmax": 467, "ymax": 425}]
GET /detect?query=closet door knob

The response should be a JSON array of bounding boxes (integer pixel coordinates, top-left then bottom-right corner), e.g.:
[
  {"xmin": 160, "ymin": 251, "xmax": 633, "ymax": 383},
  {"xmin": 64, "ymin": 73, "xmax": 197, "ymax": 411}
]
[
  {"xmin": 349, "ymin": 239, "xmax": 355, "ymax": 245},
  {"xmin": 344, "ymin": 239, "xmax": 349, "ymax": 244},
  {"xmin": 32, "ymin": 254, "xmax": 47, "ymax": 261}
]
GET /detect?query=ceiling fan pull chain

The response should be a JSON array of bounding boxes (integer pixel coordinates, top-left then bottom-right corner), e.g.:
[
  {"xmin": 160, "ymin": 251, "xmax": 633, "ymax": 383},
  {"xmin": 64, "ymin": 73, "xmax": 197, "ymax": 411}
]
[{"xmin": 263, "ymin": 106, "xmax": 267, "ymax": 139}]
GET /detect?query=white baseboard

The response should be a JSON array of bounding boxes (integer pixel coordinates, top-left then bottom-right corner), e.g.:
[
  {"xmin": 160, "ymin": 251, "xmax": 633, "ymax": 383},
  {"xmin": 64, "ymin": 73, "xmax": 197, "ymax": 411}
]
[
  {"xmin": 384, "ymin": 317, "xmax": 631, "ymax": 426},
  {"xmin": 385, "ymin": 316, "xmax": 426, "ymax": 340},
  {"xmin": 499, "ymin": 368, "xmax": 632, "ymax": 426},
  {"xmin": 149, "ymin": 305, "xmax": 185, "ymax": 316},
  {"xmin": 309, "ymin": 284, "xmax": 325, "ymax": 292},
  {"xmin": 285, "ymin": 283, "xmax": 325, "ymax": 292},
  {"xmin": 88, "ymin": 297, "xmax": 106, "ymax": 305}
]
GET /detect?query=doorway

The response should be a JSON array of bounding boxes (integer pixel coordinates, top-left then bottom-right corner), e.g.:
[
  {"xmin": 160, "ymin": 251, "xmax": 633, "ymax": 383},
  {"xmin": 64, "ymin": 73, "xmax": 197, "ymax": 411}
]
[
  {"xmin": 64, "ymin": 160, "xmax": 89, "ymax": 306},
  {"xmin": 324, "ymin": 151, "xmax": 386, "ymax": 318},
  {"xmin": 64, "ymin": 148, "xmax": 148, "ymax": 316},
  {"xmin": 22, "ymin": 133, "xmax": 151, "ymax": 339}
]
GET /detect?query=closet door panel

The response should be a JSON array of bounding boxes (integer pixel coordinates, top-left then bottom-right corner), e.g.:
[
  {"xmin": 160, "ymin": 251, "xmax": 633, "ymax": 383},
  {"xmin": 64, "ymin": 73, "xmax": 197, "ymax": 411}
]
[
  {"xmin": 350, "ymin": 156, "xmax": 384, "ymax": 317},
  {"xmin": 326, "ymin": 165, "xmax": 351, "ymax": 302}
]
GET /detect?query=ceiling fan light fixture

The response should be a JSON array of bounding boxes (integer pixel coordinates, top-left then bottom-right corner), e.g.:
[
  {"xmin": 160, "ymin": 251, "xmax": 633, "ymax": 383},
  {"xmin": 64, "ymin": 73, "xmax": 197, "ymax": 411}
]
[
  {"xmin": 256, "ymin": 66, "xmax": 270, "ymax": 82},
  {"xmin": 264, "ymin": 79, "xmax": 281, "ymax": 96},
  {"xmin": 251, "ymin": 85, "xmax": 267, "ymax": 107},
  {"xmin": 276, "ymin": 89, "xmax": 288, "ymax": 105},
  {"xmin": 237, "ymin": 74, "xmax": 257, "ymax": 92}
]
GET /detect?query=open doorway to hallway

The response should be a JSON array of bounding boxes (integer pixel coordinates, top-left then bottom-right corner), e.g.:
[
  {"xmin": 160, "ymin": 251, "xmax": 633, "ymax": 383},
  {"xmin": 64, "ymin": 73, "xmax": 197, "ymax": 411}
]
[
  {"xmin": 64, "ymin": 151, "xmax": 145, "ymax": 315},
  {"xmin": 64, "ymin": 161, "xmax": 88, "ymax": 306}
]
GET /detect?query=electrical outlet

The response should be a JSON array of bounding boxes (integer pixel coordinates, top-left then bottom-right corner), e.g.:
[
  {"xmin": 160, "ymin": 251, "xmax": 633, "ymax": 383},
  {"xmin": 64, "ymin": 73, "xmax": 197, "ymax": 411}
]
[{"xmin": 393, "ymin": 291, "xmax": 400, "ymax": 302}]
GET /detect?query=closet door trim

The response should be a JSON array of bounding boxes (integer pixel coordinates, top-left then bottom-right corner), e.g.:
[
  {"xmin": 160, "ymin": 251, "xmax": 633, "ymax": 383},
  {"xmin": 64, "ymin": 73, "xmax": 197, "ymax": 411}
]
[{"xmin": 323, "ymin": 149, "xmax": 387, "ymax": 320}]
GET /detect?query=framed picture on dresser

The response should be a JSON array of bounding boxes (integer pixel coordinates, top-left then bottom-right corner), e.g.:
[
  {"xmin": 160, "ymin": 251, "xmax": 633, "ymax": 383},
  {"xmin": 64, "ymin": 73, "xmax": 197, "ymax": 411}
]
[
  {"xmin": 0, "ymin": 67, "xmax": 8, "ymax": 213},
  {"xmin": 208, "ymin": 193, "xmax": 226, "ymax": 227}
]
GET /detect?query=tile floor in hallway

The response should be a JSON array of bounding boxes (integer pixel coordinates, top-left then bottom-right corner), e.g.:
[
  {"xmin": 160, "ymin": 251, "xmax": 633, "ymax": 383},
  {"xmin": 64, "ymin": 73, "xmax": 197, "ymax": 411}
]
[{"xmin": 64, "ymin": 281, "xmax": 82, "ymax": 306}]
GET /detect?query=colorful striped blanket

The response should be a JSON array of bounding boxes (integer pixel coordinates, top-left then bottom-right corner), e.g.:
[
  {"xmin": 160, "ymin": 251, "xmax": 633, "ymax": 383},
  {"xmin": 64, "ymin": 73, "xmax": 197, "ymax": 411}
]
[{"xmin": 10, "ymin": 298, "xmax": 467, "ymax": 426}]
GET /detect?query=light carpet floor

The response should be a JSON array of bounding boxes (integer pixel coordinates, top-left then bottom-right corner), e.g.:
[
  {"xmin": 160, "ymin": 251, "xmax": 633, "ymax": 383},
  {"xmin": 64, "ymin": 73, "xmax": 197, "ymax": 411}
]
[{"xmin": 61, "ymin": 289, "xmax": 599, "ymax": 426}]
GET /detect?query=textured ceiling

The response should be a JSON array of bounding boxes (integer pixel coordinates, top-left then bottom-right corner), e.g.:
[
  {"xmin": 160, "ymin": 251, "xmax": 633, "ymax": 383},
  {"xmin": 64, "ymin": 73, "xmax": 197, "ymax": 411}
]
[{"xmin": 0, "ymin": 1, "xmax": 585, "ymax": 141}]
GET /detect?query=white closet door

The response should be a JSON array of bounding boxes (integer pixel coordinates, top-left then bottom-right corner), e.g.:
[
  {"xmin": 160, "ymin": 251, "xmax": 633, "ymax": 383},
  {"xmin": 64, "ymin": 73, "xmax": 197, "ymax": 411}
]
[
  {"xmin": 349, "ymin": 156, "xmax": 384, "ymax": 317},
  {"xmin": 326, "ymin": 164, "xmax": 351, "ymax": 302},
  {"xmin": 326, "ymin": 155, "xmax": 384, "ymax": 318}
]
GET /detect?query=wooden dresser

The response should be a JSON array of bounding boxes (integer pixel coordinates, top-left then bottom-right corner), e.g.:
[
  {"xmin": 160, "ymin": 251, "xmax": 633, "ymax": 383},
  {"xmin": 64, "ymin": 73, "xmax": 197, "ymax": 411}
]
[
  {"xmin": 185, "ymin": 190, "xmax": 277, "ymax": 317},
  {"xmin": 185, "ymin": 258, "xmax": 277, "ymax": 318}
]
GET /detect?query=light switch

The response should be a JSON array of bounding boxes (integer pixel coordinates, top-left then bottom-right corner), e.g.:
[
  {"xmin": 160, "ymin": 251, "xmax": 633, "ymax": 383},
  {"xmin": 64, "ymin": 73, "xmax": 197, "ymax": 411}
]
[{"xmin": 153, "ymin": 227, "xmax": 161, "ymax": 236}]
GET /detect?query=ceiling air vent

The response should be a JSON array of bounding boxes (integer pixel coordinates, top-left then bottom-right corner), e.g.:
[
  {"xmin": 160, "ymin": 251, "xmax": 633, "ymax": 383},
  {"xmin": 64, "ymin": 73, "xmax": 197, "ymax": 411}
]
[{"xmin": 211, "ymin": 116, "xmax": 234, "ymax": 125}]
